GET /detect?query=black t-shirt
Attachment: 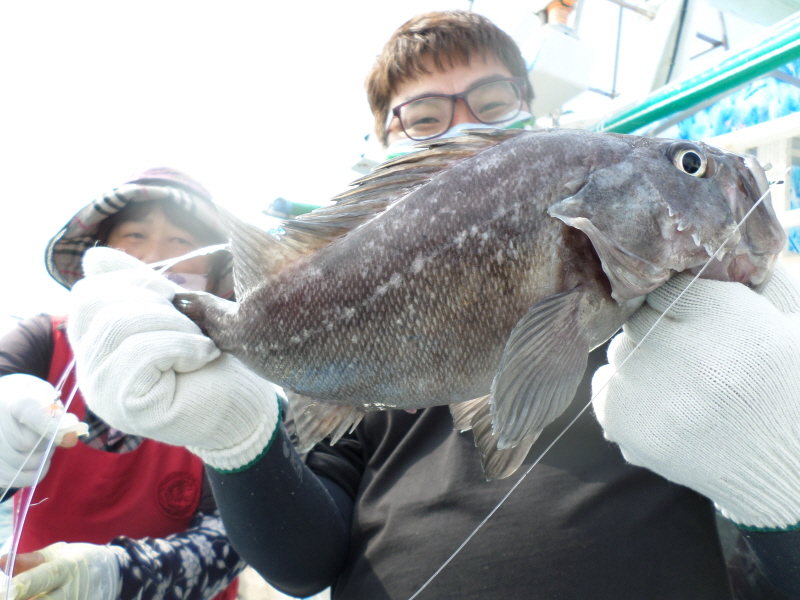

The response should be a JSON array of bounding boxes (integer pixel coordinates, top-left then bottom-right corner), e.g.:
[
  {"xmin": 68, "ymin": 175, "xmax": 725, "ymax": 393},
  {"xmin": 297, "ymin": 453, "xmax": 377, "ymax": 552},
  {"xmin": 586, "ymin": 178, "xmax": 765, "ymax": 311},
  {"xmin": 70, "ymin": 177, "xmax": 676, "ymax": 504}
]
[
  {"xmin": 10, "ymin": 316, "xmax": 794, "ymax": 598},
  {"xmin": 303, "ymin": 347, "xmax": 735, "ymax": 599},
  {"xmin": 209, "ymin": 341, "xmax": 800, "ymax": 599}
]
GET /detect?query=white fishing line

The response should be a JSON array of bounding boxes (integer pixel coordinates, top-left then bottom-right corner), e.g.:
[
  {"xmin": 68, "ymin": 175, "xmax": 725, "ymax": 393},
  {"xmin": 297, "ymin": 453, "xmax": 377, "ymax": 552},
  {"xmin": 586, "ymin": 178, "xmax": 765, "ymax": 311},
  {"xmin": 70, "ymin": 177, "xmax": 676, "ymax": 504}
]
[
  {"xmin": 3, "ymin": 378, "xmax": 80, "ymax": 600},
  {"xmin": 0, "ymin": 357, "xmax": 74, "ymax": 506},
  {"xmin": 0, "ymin": 242, "xmax": 229, "ymax": 596},
  {"xmin": 147, "ymin": 243, "xmax": 230, "ymax": 272},
  {"xmin": 407, "ymin": 181, "xmax": 780, "ymax": 600}
]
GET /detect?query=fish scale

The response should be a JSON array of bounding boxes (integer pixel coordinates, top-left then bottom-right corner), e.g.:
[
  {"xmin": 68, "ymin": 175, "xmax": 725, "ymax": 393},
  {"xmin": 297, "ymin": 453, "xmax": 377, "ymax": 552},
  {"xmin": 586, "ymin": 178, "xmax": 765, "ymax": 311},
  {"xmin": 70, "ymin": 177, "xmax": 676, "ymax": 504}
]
[{"xmin": 174, "ymin": 128, "xmax": 786, "ymax": 480}]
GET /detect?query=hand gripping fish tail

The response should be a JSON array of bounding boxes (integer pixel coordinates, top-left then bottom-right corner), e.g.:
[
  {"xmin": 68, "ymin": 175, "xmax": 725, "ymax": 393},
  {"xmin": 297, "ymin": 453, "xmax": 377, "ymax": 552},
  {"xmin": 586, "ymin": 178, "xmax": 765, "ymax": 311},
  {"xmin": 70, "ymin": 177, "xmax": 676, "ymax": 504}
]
[{"xmin": 172, "ymin": 128, "xmax": 786, "ymax": 480}]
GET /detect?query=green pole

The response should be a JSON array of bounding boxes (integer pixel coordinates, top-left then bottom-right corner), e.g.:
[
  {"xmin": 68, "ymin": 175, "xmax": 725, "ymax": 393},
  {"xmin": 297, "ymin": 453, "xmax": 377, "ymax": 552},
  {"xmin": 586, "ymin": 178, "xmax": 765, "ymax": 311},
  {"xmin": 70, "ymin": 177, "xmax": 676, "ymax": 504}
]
[{"xmin": 593, "ymin": 11, "xmax": 800, "ymax": 134}]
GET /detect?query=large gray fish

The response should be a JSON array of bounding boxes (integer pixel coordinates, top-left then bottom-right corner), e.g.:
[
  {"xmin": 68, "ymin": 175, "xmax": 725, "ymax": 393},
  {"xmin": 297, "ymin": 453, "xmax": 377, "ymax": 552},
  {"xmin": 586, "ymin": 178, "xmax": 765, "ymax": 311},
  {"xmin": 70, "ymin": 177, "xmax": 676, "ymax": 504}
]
[{"xmin": 175, "ymin": 128, "xmax": 786, "ymax": 480}]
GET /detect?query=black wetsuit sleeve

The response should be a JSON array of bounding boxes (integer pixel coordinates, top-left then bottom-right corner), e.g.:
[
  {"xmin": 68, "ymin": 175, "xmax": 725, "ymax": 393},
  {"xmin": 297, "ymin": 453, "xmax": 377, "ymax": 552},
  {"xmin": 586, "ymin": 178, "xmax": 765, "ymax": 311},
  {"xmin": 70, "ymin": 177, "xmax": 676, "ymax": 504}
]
[
  {"xmin": 738, "ymin": 527, "xmax": 800, "ymax": 598},
  {"xmin": 205, "ymin": 426, "xmax": 353, "ymax": 598},
  {"xmin": 0, "ymin": 314, "xmax": 53, "ymax": 378}
]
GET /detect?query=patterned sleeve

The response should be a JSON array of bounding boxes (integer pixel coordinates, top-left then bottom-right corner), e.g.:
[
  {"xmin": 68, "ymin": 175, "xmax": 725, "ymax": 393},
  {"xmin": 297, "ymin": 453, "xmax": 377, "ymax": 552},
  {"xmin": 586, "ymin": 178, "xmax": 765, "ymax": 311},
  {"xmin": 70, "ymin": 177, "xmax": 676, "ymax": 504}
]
[{"xmin": 110, "ymin": 509, "xmax": 246, "ymax": 600}]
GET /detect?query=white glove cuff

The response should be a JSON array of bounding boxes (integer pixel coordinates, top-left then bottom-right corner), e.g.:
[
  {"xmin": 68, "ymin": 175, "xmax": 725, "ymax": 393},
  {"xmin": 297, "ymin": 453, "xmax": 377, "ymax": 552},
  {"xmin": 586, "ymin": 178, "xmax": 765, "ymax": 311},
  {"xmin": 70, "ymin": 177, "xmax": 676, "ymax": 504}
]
[{"xmin": 191, "ymin": 395, "xmax": 282, "ymax": 472}]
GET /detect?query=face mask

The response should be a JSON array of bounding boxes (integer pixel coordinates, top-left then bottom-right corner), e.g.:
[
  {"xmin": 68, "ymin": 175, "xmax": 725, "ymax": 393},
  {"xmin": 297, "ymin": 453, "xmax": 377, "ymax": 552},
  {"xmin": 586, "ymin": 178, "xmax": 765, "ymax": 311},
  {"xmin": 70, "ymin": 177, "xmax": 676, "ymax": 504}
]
[
  {"xmin": 165, "ymin": 272, "xmax": 209, "ymax": 292},
  {"xmin": 384, "ymin": 111, "xmax": 535, "ymax": 160}
]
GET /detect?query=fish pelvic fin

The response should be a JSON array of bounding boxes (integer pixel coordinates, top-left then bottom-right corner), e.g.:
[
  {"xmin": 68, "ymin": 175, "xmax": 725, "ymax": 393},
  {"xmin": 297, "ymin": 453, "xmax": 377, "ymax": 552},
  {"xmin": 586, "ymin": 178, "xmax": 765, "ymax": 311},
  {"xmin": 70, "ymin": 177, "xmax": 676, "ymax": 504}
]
[
  {"xmin": 451, "ymin": 395, "xmax": 539, "ymax": 480},
  {"xmin": 449, "ymin": 395, "xmax": 489, "ymax": 432},
  {"xmin": 490, "ymin": 287, "xmax": 591, "ymax": 451},
  {"xmin": 285, "ymin": 389, "xmax": 365, "ymax": 453}
]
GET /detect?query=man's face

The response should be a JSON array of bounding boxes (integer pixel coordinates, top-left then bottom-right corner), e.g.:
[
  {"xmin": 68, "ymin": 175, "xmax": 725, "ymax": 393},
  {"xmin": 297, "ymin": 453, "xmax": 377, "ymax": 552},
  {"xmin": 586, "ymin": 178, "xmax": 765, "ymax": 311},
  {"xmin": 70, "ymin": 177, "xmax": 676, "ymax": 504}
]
[{"xmin": 385, "ymin": 53, "xmax": 523, "ymax": 146}]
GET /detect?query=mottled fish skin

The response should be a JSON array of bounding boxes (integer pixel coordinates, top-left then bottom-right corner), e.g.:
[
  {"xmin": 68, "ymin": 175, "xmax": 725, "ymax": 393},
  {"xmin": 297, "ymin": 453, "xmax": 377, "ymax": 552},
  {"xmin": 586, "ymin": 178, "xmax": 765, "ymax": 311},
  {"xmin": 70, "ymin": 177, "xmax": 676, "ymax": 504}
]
[{"xmin": 175, "ymin": 128, "xmax": 785, "ymax": 479}]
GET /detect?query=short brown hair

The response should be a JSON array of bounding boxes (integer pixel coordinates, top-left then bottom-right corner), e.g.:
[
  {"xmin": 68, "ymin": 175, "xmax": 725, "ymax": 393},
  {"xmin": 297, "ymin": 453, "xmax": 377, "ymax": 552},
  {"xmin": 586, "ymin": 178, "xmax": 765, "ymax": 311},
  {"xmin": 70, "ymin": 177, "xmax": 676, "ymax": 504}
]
[{"xmin": 366, "ymin": 10, "xmax": 532, "ymax": 146}]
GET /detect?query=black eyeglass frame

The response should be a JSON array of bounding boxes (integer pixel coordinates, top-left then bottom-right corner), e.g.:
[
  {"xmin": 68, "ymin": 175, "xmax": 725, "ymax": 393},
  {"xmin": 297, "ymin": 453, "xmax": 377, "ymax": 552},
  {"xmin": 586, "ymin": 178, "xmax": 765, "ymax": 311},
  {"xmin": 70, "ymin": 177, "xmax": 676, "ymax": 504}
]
[{"xmin": 389, "ymin": 76, "xmax": 529, "ymax": 142}]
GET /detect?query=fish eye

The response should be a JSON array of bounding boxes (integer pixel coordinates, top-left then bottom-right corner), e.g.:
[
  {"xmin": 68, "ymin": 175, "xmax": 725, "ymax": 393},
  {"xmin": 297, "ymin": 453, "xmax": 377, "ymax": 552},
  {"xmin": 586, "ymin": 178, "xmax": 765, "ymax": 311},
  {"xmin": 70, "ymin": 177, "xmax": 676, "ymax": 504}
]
[{"xmin": 668, "ymin": 142, "xmax": 708, "ymax": 177}]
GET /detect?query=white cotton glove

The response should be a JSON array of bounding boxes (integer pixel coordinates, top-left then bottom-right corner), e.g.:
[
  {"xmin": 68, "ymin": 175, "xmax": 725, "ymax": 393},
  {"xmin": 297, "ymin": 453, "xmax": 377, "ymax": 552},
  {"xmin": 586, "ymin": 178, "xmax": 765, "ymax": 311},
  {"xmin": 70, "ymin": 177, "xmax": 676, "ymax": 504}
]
[
  {"xmin": 3, "ymin": 542, "xmax": 123, "ymax": 600},
  {"xmin": 67, "ymin": 247, "xmax": 280, "ymax": 472},
  {"xmin": 0, "ymin": 375, "xmax": 87, "ymax": 488},
  {"xmin": 592, "ymin": 261, "xmax": 800, "ymax": 529}
]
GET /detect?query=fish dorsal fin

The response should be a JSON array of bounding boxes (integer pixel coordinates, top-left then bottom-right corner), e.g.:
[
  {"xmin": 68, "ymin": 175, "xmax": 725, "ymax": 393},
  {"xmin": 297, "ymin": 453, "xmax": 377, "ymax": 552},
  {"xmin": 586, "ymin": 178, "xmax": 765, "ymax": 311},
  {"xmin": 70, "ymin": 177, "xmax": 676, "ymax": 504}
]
[
  {"xmin": 221, "ymin": 206, "xmax": 373, "ymax": 300},
  {"xmin": 490, "ymin": 287, "xmax": 591, "ymax": 450},
  {"xmin": 300, "ymin": 129, "xmax": 520, "ymax": 237},
  {"xmin": 330, "ymin": 128, "xmax": 519, "ymax": 204},
  {"xmin": 224, "ymin": 129, "xmax": 520, "ymax": 299}
]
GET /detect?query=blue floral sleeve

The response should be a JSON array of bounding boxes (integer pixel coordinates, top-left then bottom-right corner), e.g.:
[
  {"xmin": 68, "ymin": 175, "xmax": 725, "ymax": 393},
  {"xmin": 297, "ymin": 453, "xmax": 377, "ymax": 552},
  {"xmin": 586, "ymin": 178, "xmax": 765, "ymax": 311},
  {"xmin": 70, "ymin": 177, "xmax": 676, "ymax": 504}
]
[{"xmin": 109, "ymin": 510, "xmax": 246, "ymax": 600}]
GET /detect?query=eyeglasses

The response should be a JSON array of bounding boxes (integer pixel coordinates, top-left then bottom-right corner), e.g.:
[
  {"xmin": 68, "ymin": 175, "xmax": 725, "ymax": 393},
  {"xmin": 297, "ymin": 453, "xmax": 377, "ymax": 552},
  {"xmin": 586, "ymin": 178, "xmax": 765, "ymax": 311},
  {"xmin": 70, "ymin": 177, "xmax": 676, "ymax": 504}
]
[{"xmin": 389, "ymin": 77, "xmax": 527, "ymax": 142}]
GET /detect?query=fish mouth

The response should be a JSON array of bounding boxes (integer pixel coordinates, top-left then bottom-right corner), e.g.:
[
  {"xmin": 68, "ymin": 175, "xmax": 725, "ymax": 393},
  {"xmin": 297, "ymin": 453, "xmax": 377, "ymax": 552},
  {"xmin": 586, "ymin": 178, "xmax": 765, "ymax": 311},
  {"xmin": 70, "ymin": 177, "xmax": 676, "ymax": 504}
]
[
  {"xmin": 686, "ymin": 253, "xmax": 759, "ymax": 287},
  {"xmin": 671, "ymin": 154, "xmax": 785, "ymax": 293},
  {"xmin": 699, "ymin": 151, "xmax": 786, "ymax": 291},
  {"xmin": 738, "ymin": 153, "xmax": 785, "ymax": 257}
]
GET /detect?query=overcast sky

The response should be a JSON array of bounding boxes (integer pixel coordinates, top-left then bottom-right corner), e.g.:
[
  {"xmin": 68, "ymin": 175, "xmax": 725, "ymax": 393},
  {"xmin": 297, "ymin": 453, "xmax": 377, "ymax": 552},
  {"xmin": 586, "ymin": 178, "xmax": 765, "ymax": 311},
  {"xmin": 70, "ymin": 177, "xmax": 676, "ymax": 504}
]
[{"xmin": 0, "ymin": 0, "xmax": 761, "ymax": 324}]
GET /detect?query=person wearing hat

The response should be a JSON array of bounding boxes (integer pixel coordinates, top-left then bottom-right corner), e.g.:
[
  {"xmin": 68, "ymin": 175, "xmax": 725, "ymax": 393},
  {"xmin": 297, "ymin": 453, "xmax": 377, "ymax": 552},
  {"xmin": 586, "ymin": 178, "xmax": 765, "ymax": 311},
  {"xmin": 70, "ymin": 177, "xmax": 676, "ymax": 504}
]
[{"xmin": 0, "ymin": 168, "xmax": 254, "ymax": 600}]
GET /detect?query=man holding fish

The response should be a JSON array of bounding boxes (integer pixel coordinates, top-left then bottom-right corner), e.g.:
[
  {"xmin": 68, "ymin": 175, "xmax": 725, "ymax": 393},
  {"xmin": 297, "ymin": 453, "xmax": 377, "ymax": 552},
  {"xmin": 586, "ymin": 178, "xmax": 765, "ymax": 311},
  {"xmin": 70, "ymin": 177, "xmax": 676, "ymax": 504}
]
[{"xmin": 29, "ymin": 10, "xmax": 800, "ymax": 600}]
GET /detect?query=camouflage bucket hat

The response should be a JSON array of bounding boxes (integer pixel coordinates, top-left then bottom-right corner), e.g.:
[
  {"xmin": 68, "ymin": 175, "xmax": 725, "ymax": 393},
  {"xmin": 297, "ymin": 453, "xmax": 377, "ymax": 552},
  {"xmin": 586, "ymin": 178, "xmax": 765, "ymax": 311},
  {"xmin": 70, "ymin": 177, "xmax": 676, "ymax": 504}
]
[{"xmin": 45, "ymin": 167, "xmax": 234, "ymax": 298}]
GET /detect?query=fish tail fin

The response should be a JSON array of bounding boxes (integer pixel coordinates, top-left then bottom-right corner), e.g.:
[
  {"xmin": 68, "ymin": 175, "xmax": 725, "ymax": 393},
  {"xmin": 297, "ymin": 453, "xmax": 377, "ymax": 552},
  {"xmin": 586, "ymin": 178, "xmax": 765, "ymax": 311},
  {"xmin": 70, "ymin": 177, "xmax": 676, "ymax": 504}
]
[
  {"xmin": 219, "ymin": 210, "xmax": 287, "ymax": 301},
  {"xmin": 173, "ymin": 291, "xmax": 237, "ymax": 351},
  {"xmin": 221, "ymin": 205, "xmax": 378, "ymax": 300}
]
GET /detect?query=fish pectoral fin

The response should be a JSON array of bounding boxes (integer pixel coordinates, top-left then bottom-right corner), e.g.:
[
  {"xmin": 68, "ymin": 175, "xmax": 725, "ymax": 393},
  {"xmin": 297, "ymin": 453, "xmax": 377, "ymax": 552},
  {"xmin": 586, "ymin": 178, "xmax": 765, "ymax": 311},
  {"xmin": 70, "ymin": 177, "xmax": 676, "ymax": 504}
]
[
  {"xmin": 455, "ymin": 395, "xmax": 538, "ymax": 480},
  {"xmin": 491, "ymin": 288, "xmax": 590, "ymax": 451},
  {"xmin": 285, "ymin": 390, "xmax": 365, "ymax": 452},
  {"xmin": 449, "ymin": 395, "xmax": 489, "ymax": 432}
]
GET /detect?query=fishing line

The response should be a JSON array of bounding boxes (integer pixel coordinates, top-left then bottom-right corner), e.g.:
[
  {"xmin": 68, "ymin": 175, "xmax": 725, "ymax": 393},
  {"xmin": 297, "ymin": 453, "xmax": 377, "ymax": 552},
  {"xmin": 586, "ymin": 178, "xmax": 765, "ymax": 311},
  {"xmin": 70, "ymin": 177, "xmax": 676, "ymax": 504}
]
[
  {"xmin": 2, "ymin": 375, "xmax": 80, "ymax": 600},
  {"xmin": 407, "ymin": 180, "xmax": 779, "ymax": 600},
  {"xmin": 0, "ymin": 243, "xmax": 229, "ymax": 597},
  {"xmin": 147, "ymin": 243, "xmax": 230, "ymax": 272},
  {"xmin": 0, "ymin": 355, "xmax": 77, "ymax": 505}
]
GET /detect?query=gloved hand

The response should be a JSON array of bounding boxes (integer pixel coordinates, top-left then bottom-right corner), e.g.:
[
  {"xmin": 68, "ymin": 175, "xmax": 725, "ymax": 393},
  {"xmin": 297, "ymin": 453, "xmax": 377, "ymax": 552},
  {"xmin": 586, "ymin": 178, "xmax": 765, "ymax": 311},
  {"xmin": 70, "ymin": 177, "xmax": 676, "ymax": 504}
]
[
  {"xmin": 0, "ymin": 375, "xmax": 87, "ymax": 488},
  {"xmin": 3, "ymin": 542, "xmax": 123, "ymax": 600},
  {"xmin": 67, "ymin": 247, "xmax": 280, "ymax": 472},
  {"xmin": 592, "ymin": 261, "xmax": 800, "ymax": 529}
]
